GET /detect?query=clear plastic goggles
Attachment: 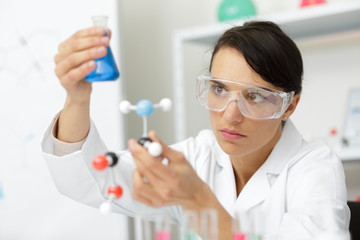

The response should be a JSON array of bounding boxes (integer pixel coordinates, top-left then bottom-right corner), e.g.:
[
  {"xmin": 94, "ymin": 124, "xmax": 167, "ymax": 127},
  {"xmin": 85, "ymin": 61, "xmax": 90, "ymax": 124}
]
[{"xmin": 196, "ymin": 75, "xmax": 294, "ymax": 119}]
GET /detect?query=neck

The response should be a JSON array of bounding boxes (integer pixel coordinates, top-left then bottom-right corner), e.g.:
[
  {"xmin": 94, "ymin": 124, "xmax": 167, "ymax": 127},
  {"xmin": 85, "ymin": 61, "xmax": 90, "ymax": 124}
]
[{"xmin": 230, "ymin": 124, "xmax": 282, "ymax": 196}]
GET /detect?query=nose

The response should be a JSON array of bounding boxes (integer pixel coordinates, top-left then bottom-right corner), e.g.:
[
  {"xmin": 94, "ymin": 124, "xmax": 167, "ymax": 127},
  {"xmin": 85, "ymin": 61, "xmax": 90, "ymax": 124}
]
[{"xmin": 223, "ymin": 99, "xmax": 244, "ymax": 123}]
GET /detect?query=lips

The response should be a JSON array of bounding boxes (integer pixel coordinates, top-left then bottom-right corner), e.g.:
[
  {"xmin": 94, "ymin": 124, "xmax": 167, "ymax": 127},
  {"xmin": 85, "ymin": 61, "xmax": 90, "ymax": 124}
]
[{"xmin": 220, "ymin": 128, "xmax": 246, "ymax": 141}]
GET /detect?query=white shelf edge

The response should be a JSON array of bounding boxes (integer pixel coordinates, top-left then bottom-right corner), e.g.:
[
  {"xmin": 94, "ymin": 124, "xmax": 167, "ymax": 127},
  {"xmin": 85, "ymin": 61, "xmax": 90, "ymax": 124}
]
[
  {"xmin": 173, "ymin": 0, "xmax": 360, "ymax": 44},
  {"xmin": 337, "ymin": 147, "xmax": 360, "ymax": 162}
]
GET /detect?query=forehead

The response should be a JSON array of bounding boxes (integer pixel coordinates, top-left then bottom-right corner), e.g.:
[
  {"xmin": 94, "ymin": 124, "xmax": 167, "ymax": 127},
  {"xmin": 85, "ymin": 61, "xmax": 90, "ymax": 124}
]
[{"xmin": 210, "ymin": 47, "xmax": 280, "ymax": 91}]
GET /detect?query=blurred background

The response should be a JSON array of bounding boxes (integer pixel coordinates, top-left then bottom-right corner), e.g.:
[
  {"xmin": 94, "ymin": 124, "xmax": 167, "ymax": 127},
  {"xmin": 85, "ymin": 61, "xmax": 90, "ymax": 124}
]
[{"xmin": 0, "ymin": 0, "xmax": 359, "ymax": 239}]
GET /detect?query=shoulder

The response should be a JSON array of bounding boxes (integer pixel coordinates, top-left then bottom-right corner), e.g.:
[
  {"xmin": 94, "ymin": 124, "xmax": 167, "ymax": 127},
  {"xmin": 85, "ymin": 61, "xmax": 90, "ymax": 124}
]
[
  {"xmin": 285, "ymin": 138, "xmax": 347, "ymax": 200},
  {"xmin": 288, "ymin": 139, "xmax": 340, "ymax": 170}
]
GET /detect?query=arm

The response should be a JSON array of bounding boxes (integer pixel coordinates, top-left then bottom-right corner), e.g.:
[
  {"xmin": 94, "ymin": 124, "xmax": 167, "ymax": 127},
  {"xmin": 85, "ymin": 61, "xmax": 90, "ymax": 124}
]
[
  {"xmin": 42, "ymin": 27, "xmax": 119, "ymax": 208},
  {"xmin": 53, "ymin": 26, "xmax": 111, "ymax": 142},
  {"xmin": 129, "ymin": 131, "xmax": 233, "ymax": 239}
]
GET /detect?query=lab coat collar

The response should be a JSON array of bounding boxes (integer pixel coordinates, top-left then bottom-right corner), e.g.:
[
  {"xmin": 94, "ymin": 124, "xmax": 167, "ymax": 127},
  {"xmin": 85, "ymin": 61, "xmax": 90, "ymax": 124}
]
[
  {"xmin": 216, "ymin": 119, "xmax": 304, "ymax": 213},
  {"xmin": 263, "ymin": 119, "xmax": 303, "ymax": 175},
  {"xmin": 234, "ymin": 163, "xmax": 270, "ymax": 212}
]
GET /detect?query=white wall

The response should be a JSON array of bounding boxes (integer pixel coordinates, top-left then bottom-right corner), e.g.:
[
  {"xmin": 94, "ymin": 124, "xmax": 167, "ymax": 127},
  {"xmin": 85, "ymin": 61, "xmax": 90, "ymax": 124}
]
[
  {"xmin": 293, "ymin": 31, "xmax": 360, "ymax": 144},
  {"xmin": 0, "ymin": 0, "xmax": 127, "ymax": 239}
]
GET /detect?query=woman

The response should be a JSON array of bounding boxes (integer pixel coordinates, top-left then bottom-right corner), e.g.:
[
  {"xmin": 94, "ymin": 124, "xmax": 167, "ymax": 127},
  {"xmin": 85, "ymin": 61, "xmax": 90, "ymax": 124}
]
[{"xmin": 42, "ymin": 21, "xmax": 350, "ymax": 239}]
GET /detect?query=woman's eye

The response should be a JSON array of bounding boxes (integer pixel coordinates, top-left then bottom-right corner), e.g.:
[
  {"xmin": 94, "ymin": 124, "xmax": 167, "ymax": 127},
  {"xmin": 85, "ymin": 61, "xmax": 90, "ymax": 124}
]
[
  {"xmin": 248, "ymin": 92, "xmax": 265, "ymax": 103},
  {"xmin": 212, "ymin": 84, "xmax": 227, "ymax": 96}
]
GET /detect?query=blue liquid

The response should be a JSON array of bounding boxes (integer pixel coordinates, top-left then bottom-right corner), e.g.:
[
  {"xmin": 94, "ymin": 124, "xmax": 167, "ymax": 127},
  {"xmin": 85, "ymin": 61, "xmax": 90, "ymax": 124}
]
[{"xmin": 86, "ymin": 34, "xmax": 119, "ymax": 82}]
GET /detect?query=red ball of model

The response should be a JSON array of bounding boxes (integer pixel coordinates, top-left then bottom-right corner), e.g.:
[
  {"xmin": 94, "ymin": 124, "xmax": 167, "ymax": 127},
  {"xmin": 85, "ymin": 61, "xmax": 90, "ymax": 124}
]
[
  {"xmin": 108, "ymin": 186, "xmax": 123, "ymax": 199},
  {"xmin": 92, "ymin": 154, "xmax": 109, "ymax": 171}
]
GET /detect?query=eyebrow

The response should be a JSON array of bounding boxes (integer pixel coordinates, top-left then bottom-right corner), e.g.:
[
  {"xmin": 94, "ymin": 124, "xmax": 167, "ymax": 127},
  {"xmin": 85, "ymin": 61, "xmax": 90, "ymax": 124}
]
[
  {"xmin": 210, "ymin": 75, "xmax": 284, "ymax": 92},
  {"xmin": 210, "ymin": 79, "xmax": 270, "ymax": 92},
  {"xmin": 210, "ymin": 80, "xmax": 226, "ymax": 87}
]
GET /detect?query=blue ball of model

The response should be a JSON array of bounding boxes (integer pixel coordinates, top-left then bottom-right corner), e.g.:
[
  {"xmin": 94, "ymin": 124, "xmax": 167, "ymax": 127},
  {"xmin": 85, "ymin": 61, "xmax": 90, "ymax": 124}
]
[{"xmin": 136, "ymin": 99, "xmax": 154, "ymax": 117}]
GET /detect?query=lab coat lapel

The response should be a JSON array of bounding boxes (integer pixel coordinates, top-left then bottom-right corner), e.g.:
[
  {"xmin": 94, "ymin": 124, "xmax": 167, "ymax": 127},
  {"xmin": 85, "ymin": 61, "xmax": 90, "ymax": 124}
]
[
  {"xmin": 266, "ymin": 119, "xmax": 303, "ymax": 175},
  {"xmin": 233, "ymin": 163, "xmax": 270, "ymax": 212},
  {"xmin": 213, "ymin": 143, "xmax": 237, "ymax": 215}
]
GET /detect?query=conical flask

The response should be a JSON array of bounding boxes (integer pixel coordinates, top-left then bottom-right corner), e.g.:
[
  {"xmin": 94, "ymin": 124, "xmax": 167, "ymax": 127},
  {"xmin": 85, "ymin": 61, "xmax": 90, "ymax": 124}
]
[{"xmin": 86, "ymin": 16, "xmax": 120, "ymax": 82}]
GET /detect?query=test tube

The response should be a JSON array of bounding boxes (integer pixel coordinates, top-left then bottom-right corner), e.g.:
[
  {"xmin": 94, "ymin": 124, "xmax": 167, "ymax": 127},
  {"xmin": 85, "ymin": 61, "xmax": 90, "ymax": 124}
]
[
  {"xmin": 135, "ymin": 215, "xmax": 152, "ymax": 240},
  {"xmin": 155, "ymin": 213, "xmax": 171, "ymax": 240},
  {"xmin": 182, "ymin": 210, "xmax": 199, "ymax": 240},
  {"xmin": 232, "ymin": 212, "xmax": 247, "ymax": 240},
  {"xmin": 200, "ymin": 208, "xmax": 218, "ymax": 240},
  {"xmin": 135, "ymin": 215, "xmax": 143, "ymax": 240},
  {"xmin": 248, "ymin": 209, "xmax": 264, "ymax": 240}
]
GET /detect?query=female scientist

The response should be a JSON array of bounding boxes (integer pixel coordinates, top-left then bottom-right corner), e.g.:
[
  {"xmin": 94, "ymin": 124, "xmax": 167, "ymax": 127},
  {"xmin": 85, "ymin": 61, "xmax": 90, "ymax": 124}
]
[{"xmin": 42, "ymin": 21, "xmax": 350, "ymax": 239}]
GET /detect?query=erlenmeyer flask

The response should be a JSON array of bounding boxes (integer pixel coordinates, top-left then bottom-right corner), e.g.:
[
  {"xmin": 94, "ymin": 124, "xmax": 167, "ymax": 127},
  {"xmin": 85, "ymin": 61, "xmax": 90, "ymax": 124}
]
[{"xmin": 86, "ymin": 16, "xmax": 120, "ymax": 82}]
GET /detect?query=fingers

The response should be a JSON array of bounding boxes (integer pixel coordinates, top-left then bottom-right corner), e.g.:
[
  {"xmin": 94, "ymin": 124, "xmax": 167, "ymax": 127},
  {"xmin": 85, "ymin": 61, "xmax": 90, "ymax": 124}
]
[
  {"xmin": 148, "ymin": 130, "xmax": 185, "ymax": 164},
  {"xmin": 59, "ymin": 61, "xmax": 96, "ymax": 88},
  {"xmin": 128, "ymin": 139, "xmax": 174, "ymax": 181},
  {"xmin": 55, "ymin": 45, "xmax": 107, "ymax": 79},
  {"xmin": 55, "ymin": 35, "xmax": 109, "ymax": 65},
  {"xmin": 56, "ymin": 27, "xmax": 107, "ymax": 62},
  {"xmin": 55, "ymin": 27, "xmax": 105, "ymax": 62},
  {"xmin": 54, "ymin": 26, "xmax": 112, "ymax": 87},
  {"xmin": 130, "ymin": 132, "xmax": 204, "ymax": 208},
  {"xmin": 132, "ymin": 170, "xmax": 174, "ymax": 208}
]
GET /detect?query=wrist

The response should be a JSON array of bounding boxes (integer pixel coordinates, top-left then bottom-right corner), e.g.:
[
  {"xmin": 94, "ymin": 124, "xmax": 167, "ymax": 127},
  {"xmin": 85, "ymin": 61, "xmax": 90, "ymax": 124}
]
[
  {"xmin": 182, "ymin": 182, "xmax": 233, "ymax": 240},
  {"xmin": 181, "ymin": 181, "xmax": 217, "ymax": 211},
  {"xmin": 194, "ymin": 182, "xmax": 217, "ymax": 209},
  {"xmin": 57, "ymin": 96, "xmax": 91, "ymax": 143},
  {"xmin": 65, "ymin": 94, "xmax": 91, "ymax": 107}
]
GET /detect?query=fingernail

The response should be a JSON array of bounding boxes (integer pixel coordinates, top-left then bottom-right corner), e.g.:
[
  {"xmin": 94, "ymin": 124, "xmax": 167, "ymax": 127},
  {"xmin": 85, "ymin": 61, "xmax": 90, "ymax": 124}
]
[
  {"xmin": 97, "ymin": 46, "xmax": 105, "ymax": 53},
  {"xmin": 149, "ymin": 130, "xmax": 158, "ymax": 139},
  {"xmin": 87, "ymin": 61, "xmax": 95, "ymax": 68},
  {"xmin": 100, "ymin": 37, "xmax": 109, "ymax": 45},
  {"xmin": 128, "ymin": 139, "xmax": 138, "ymax": 152},
  {"xmin": 95, "ymin": 27, "xmax": 104, "ymax": 34}
]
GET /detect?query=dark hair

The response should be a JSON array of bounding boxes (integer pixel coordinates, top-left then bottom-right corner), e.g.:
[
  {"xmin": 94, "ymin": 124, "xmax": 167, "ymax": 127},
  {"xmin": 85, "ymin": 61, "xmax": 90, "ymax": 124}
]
[{"xmin": 210, "ymin": 21, "xmax": 303, "ymax": 94}]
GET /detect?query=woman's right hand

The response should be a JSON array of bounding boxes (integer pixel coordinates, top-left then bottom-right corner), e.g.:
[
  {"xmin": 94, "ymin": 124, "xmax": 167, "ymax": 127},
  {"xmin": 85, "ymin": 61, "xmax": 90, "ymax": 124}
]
[
  {"xmin": 54, "ymin": 26, "xmax": 110, "ymax": 103},
  {"xmin": 54, "ymin": 26, "xmax": 111, "ymax": 142}
]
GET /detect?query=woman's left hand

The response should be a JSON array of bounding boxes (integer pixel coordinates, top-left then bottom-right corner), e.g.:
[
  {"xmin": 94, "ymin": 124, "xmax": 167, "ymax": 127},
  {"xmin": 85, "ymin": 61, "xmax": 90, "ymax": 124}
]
[
  {"xmin": 128, "ymin": 130, "xmax": 212, "ymax": 210},
  {"xmin": 129, "ymin": 131, "xmax": 234, "ymax": 239}
]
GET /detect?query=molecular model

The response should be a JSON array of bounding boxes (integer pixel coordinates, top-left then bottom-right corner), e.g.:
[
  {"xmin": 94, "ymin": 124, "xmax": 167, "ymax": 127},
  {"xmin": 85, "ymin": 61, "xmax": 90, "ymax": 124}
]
[{"xmin": 91, "ymin": 98, "xmax": 172, "ymax": 215}]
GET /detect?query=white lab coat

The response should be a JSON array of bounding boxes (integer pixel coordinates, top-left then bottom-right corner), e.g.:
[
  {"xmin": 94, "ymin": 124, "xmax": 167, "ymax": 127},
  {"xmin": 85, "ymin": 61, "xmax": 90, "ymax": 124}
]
[{"xmin": 41, "ymin": 114, "xmax": 350, "ymax": 239}]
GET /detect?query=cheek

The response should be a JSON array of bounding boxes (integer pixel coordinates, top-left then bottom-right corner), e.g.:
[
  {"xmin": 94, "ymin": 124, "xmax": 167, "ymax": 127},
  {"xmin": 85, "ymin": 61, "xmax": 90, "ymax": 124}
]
[
  {"xmin": 249, "ymin": 120, "xmax": 281, "ymax": 144},
  {"xmin": 209, "ymin": 111, "xmax": 219, "ymax": 131}
]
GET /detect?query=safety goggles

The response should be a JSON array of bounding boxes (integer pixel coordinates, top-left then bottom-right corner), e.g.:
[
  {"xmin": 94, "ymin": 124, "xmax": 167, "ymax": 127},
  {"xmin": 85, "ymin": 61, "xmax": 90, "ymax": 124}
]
[{"xmin": 196, "ymin": 75, "xmax": 294, "ymax": 119}]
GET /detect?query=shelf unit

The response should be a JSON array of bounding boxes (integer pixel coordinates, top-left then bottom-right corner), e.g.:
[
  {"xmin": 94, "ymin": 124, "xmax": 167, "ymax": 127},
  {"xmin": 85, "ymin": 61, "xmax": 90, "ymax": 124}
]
[
  {"xmin": 171, "ymin": 0, "xmax": 360, "ymax": 160},
  {"xmin": 337, "ymin": 147, "xmax": 360, "ymax": 162}
]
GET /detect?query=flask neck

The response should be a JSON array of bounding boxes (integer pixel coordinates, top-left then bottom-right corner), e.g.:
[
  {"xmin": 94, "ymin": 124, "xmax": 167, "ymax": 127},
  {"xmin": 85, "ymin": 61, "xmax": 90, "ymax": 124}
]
[{"xmin": 91, "ymin": 16, "xmax": 108, "ymax": 29}]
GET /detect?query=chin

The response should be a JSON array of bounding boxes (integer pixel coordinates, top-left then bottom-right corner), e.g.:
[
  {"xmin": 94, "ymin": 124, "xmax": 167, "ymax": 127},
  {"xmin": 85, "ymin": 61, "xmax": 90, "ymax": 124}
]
[{"xmin": 217, "ymin": 139, "xmax": 249, "ymax": 157}]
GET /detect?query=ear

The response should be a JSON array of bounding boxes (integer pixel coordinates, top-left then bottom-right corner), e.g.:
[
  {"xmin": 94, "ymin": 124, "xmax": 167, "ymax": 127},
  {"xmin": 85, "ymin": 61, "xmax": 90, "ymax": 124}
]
[{"xmin": 281, "ymin": 94, "xmax": 300, "ymax": 121}]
